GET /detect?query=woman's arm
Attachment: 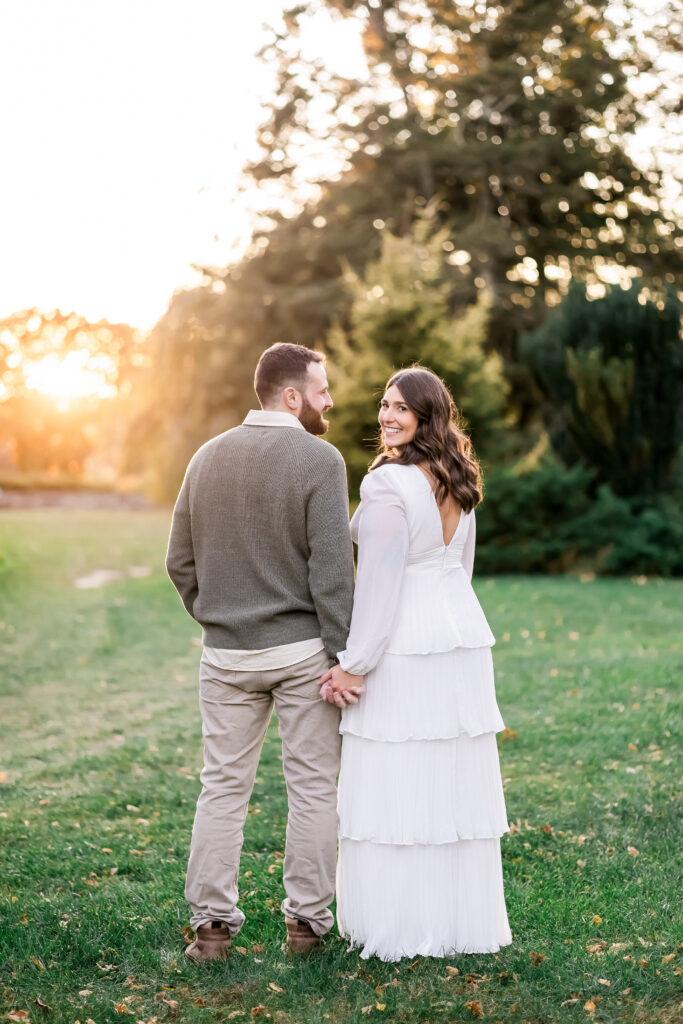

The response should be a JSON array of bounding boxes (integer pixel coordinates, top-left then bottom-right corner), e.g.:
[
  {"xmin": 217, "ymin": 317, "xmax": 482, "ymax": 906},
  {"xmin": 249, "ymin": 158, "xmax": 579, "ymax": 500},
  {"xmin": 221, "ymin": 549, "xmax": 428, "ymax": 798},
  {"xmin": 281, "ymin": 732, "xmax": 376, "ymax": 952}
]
[
  {"xmin": 334, "ymin": 471, "xmax": 410, "ymax": 677},
  {"xmin": 462, "ymin": 510, "xmax": 476, "ymax": 581}
]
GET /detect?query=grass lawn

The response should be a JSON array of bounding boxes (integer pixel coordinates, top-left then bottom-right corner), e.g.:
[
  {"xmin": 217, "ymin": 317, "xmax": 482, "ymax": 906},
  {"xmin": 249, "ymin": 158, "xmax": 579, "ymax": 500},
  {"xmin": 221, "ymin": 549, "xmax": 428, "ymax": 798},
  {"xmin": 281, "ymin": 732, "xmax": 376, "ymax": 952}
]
[{"xmin": 0, "ymin": 509, "xmax": 681, "ymax": 1024}]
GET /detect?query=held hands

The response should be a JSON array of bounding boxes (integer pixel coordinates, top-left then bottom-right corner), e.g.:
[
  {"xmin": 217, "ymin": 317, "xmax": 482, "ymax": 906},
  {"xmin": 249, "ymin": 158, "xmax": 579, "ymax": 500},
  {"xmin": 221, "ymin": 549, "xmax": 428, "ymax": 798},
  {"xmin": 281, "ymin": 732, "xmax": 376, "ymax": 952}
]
[{"xmin": 319, "ymin": 664, "xmax": 364, "ymax": 708}]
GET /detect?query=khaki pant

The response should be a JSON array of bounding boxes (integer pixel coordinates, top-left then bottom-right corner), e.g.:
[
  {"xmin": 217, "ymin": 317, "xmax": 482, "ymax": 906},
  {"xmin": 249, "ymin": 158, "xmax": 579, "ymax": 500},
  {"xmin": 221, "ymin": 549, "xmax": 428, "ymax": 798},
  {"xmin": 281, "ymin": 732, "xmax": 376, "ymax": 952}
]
[{"xmin": 185, "ymin": 649, "xmax": 341, "ymax": 936}]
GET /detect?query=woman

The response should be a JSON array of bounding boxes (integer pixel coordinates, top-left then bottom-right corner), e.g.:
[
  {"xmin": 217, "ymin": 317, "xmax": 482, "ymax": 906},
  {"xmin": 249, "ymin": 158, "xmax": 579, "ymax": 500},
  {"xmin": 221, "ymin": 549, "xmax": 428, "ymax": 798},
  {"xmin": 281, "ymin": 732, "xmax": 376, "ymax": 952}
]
[{"xmin": 320, "ymin": 366, "xmax": 511, "ymax": 961}]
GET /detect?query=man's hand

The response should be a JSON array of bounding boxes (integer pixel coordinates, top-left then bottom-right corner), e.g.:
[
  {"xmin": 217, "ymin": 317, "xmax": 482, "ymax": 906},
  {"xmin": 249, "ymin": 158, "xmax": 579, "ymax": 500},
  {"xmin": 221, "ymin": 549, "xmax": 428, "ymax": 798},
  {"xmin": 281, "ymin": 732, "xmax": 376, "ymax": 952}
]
[{"xmin": 319, "ymin": 664, "xmax": 364, "ymax": 708}]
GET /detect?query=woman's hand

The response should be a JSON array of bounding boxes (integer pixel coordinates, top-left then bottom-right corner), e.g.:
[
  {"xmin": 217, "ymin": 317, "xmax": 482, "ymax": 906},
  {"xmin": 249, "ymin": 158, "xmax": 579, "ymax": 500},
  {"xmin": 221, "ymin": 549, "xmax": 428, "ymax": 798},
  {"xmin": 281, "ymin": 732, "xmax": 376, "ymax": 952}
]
[{"xmin": 319, "ymin": 664, "xmax": 364, "ymax": 708}]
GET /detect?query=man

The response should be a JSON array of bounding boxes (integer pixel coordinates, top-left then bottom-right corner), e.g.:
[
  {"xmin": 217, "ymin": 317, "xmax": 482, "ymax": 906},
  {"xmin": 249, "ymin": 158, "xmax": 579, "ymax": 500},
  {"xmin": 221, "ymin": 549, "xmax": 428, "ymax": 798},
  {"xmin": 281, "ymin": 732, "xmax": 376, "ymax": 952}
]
[{"xmin": 166, "ymin": 343, "xmax": 357, "ymax": 960}]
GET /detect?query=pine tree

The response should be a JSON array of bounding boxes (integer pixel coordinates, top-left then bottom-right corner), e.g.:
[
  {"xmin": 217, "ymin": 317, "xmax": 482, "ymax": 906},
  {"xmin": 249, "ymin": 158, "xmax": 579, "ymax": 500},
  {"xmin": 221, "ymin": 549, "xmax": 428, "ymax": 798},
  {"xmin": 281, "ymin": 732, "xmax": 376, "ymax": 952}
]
[
  {"xmin": 326, "ymin": 211, "xmax": 508, "ymax": 493},
  {"xmin": 520, "ymin": 282, "xmax": 683, "ymax": 496}
]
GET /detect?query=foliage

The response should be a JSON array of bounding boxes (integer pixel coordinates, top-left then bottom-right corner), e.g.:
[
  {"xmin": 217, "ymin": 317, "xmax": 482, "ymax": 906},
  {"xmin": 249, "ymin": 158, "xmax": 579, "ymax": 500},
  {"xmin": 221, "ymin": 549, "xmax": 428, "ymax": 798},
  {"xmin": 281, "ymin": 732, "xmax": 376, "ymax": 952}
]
[
  {"xmin": 520, "ymin": 282, "xmax": 683, "ymax": 497},
  {"xmin": 240, "ymin": 0, "xmax": 682, "ymax": 381},
  {"xmin": 124, "ymin": 285, "xmax": 262, "ymax": 501},
  {"xmin": 0, "ymin": 511, "xmax": 681, "ymax": 1022},
  {"xmin": 476, "ymin": 454, "xmax": 683, "ymax": 576},
  {"xmin": 0, "ymin": 309, "xmax": 146, "ymax": 477},
  {"xmin": 326, "ymin": 211, "xmax": 509, "ymax": 493}
]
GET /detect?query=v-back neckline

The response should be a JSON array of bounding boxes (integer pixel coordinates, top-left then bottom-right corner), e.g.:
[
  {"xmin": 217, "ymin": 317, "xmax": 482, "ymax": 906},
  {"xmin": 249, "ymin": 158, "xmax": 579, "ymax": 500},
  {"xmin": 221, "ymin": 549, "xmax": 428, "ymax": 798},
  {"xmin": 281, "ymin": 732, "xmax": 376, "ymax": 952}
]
[{"xmin": 412, "ymin": 464, "xmax": 465, "ymax": 548}]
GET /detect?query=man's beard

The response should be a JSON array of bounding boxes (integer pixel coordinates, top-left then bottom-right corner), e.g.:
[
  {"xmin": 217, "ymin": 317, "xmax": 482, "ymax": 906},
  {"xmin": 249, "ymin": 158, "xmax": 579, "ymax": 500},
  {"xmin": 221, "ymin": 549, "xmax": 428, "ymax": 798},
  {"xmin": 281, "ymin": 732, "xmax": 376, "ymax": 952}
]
[{"xmin": 299, "ymin": 396, "xmax": 329, "ymax": 436}]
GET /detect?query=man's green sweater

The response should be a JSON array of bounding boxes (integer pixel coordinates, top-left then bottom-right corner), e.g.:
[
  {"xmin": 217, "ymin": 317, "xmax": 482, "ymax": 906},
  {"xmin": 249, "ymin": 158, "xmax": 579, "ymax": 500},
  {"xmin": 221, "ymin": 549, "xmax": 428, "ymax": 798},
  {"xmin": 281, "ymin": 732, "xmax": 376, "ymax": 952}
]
[{"xmin": 166, "ymin": 423, "xmax": 355, "ymax": 660}]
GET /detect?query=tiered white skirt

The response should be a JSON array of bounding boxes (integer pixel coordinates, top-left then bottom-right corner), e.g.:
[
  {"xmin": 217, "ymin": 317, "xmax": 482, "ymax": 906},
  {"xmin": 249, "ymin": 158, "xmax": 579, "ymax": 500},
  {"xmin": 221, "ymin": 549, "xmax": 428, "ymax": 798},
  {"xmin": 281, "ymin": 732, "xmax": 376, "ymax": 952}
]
[{"xmin": 336, "ymin": 646, "xmax": 512, "ymax": 961}]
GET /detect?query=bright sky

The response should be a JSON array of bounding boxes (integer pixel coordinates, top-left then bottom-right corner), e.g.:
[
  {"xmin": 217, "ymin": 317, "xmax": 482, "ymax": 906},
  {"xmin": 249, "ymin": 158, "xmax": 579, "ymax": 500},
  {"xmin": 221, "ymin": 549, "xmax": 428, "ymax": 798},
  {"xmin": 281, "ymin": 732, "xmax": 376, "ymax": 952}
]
[
  {"xmin": 0, "ymin": 0, "xmax": 365, "ymax": 329},
  {"xmin": 0, "ymin": 1, "xmax": 677, "ymax": 330}
]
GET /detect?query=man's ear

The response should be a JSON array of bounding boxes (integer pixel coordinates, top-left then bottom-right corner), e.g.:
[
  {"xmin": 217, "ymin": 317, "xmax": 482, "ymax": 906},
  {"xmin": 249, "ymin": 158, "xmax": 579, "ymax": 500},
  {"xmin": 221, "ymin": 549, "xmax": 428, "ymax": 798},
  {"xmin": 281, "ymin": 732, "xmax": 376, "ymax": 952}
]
[{"xmin": 283, "ymin": 386, "xmax": 299, "ymax": 411}]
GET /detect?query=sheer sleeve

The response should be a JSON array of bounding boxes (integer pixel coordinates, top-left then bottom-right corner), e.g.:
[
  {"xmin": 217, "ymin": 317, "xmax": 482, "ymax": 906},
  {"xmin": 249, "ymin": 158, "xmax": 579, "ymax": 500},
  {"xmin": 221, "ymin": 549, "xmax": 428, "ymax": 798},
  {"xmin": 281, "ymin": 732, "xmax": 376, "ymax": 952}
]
[
  {"xmin": 336, "ymin": 470, "xmax": 409, "ymax": 676},
  {"xmin": 462, "ymin": 510, "xmax": 476, "ymax": 581}
]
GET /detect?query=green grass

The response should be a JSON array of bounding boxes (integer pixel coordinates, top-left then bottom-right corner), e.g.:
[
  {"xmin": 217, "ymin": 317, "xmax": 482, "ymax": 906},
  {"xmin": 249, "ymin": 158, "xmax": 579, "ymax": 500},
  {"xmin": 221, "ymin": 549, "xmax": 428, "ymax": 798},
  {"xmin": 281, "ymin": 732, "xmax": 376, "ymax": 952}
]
[{"xmin": 0, "ymin": 510, "xmax": 681, "ymax": 1024}]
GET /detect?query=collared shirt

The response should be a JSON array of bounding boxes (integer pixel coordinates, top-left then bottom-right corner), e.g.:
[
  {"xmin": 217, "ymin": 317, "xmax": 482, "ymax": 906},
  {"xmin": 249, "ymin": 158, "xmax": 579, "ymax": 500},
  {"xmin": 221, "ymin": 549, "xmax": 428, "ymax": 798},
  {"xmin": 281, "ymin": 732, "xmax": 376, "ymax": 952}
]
[{"xmin": 202, "ymin": 408, "xmax": 325, "ymax": 672}]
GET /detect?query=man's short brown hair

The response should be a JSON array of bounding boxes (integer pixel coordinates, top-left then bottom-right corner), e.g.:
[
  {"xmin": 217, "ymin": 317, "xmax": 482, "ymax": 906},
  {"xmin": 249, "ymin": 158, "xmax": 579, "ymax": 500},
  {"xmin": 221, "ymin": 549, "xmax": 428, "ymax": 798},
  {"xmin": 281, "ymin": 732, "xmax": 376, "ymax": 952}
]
[{"xmin": 254, "ymin": 343, "xmax": 325, "ymax": 408}]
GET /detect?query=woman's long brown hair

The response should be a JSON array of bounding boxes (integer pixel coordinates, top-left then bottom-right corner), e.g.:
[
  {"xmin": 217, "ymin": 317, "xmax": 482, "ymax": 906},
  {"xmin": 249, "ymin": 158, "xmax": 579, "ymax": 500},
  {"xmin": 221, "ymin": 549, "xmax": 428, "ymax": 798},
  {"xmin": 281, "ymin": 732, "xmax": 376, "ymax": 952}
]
[{"xmin": 371, "ymin": 366, "xmax": 483, "ymax": 512}]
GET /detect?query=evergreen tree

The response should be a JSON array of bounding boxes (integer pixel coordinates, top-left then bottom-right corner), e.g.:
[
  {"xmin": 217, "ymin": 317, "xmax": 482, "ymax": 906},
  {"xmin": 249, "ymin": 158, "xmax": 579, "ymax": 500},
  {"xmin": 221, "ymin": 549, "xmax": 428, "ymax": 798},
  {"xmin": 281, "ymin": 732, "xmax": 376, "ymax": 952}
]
[
  {"xmin": 326, "ymin": 212, "xmax": 508, "ymax": 493},
  {"xmin": 520, "ymin": 282, "xmax": 682, "ymax": 496}
]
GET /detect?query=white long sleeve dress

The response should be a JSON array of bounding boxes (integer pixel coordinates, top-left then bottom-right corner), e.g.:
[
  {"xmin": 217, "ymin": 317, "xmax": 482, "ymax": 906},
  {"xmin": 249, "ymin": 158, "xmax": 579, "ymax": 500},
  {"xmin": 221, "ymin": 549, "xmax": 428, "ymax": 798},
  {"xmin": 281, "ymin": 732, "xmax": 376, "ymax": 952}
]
[{"xmin": 335, "ymin": 462, "xmax": 511, "ymax": 961}]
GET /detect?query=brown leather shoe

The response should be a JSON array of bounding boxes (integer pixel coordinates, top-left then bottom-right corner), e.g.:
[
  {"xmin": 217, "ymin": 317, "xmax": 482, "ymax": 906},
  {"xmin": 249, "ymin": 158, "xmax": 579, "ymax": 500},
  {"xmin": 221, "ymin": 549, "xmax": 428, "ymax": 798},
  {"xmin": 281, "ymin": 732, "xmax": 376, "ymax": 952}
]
[
  {"xmin": 185, "ymin": 921, "xmax": 231, "ymax": 962},
  {"xmin": 285, "ymin": 916, "xmax": 323, "ymax": 954}
]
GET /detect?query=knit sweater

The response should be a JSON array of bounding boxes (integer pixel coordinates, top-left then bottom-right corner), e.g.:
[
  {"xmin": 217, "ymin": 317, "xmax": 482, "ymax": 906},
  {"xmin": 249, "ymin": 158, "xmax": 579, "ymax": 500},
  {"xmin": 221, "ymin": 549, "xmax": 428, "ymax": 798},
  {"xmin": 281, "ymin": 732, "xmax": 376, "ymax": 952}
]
[{"xmin": 166, "ymin": 423, "xmax": 355, "ymax": 659}]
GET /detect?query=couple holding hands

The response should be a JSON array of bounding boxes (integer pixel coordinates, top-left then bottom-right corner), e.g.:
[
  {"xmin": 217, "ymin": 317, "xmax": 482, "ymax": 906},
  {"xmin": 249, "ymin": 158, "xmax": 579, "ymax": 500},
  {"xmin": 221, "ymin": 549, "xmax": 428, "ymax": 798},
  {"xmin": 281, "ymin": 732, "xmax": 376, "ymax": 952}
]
[{"xmin": 166, "ymin": 342, "xmax": 511, "ymax": 964}]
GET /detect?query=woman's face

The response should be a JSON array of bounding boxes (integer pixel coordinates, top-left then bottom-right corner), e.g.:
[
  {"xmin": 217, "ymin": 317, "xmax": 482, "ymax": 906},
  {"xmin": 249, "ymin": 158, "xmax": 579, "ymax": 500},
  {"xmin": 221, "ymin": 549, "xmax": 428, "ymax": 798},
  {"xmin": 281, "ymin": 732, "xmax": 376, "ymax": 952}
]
[{"xmin": 379, "ymin": 384, "xmax": 419, "ymax": 447}]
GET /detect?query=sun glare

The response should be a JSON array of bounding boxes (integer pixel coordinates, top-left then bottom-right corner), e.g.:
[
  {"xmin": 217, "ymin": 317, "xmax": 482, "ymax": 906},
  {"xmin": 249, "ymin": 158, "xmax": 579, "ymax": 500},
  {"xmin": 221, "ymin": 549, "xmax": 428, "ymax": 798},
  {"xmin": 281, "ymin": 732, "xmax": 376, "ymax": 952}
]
[{"xmin": 24, "ymin": 350, "xmax": 116, "ymax": 401}]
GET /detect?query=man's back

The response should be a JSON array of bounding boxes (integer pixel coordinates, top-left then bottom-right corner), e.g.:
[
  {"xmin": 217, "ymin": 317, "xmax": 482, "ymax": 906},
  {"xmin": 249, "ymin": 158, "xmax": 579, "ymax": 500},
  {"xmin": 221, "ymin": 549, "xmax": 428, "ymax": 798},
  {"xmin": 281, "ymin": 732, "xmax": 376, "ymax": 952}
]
[{"xmin": 166, "ymin": 421, "xmax": 354, "ymax": 658}]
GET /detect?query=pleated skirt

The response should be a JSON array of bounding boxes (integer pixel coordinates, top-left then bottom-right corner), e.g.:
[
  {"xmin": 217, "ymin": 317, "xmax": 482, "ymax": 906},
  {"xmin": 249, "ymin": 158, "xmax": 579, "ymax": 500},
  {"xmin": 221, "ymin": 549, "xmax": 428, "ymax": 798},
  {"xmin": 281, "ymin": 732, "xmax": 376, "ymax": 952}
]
[{"xmin": 336, "ymin": 646, "xmax": 512, "ymax": 961}]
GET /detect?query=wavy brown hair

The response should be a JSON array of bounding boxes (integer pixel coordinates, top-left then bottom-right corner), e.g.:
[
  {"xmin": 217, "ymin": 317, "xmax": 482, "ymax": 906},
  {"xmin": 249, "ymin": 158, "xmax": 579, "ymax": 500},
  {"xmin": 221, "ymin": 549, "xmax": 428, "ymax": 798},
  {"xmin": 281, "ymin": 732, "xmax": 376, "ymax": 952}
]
[{"xmin": 371, "ymin": 366, "xmax": 483, "ymax": 512}]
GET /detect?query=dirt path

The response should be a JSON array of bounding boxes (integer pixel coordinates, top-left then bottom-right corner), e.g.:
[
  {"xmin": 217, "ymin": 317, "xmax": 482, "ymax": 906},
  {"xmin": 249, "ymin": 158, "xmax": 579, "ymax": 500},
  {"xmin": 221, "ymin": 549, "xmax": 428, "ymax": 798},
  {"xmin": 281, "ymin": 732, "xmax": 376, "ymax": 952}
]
[{"xmin": 0, "ymin": 488, "xmax": 154, "ymax": 510}]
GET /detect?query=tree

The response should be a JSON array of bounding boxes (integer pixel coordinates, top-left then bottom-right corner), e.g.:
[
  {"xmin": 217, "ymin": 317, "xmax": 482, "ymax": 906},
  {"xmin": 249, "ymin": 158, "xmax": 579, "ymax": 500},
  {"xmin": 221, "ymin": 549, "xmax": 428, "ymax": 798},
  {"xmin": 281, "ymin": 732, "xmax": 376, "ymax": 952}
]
[
  {"xmin": 519, "ymin": 282, "xmax": 682, "ymax": 496},
  {"xmin": 0, "ymin": 309, "xmax": 146, "ymax": 477},
  {"xmin": 237, "ymin": 0, "xmax": 681, "ymax": 388},
  {"xmin": 326, "ymin": 212, "xmax": 509, "ymax": 493}
]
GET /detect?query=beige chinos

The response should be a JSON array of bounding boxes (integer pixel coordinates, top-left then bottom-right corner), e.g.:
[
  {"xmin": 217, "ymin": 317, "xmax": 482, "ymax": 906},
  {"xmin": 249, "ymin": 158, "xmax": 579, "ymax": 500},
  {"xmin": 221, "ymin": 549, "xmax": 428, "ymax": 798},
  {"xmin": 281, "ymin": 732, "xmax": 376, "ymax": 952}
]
[{"xmin": 185, "ymin": 648, "xmax": 341, "ymax": 936}]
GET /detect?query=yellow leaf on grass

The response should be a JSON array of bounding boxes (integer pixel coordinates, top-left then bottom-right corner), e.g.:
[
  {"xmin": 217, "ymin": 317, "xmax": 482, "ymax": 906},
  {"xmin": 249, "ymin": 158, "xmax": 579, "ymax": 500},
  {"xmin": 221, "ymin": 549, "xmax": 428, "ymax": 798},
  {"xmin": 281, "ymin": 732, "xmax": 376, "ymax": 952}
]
[
  {"xmin": 29, "ymin": 956, "xmax": 45, "ymax": 971},
  {"xmin": 592, "ymin": 915, "xmax": 602, "ymax": 925},
  {"xmin": 114, "ymin": 1003, "xmax": 135, "ymax": 1015},
  {"xmin": 661, "ymin": 953, "xmax": 676, "ymax": 964},
  {"xmin": 376, "ymin": 1004, "xmax": 386, "ymax": 1011},
  {"xmin": 584, "ymin": 999, "xmax": 596, "ymax": 1014}
]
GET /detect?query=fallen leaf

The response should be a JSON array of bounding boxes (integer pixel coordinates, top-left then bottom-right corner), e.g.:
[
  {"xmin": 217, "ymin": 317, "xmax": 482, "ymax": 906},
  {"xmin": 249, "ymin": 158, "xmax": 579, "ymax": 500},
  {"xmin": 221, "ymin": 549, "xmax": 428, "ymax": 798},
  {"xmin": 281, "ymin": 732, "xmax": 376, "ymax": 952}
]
[
  {"xmin": 627, "ymin": 846, "xmax": 639, "ymax": 857},
  {"xmin": 250, "ymin": 1009, "xmax": 266, "ymax": 1019},
  {"xmin": 542, "ymin": 824, "xmax": 554, "ymax": 835},
  {"xmin": 234, "ymin": 946, "xmax": 247, "ymax": 955},
  {"xmin": 227, "ymin": 1014, "xmax": 244, "ymax": 1020},
  {"xmin": 114, "ymin": 1003, "xmax": 134, "ymax": 1015},
  {"xmin": 251, "ymin": 944, "xmax": 265, "ymax": 953},
  {"xmin": 445, "ymin": 966, "xmax": 459, "ymax": 976},
  {"xmin": 584, "ymin": 1000, "xmax": 597, "ymax": 1015},
  {"xmin": 29, "ymin": 957, "xmax": 45, "ymax": 971},
  {"xmin": 375, "ymin": 1005, "xmax": 386, "ymax": 1012},
  {"xmin": 465, "ymin": 1000, "xmax": 483, "ymax": 1018},
  {"xmin": 529, "ymin": 951, "xmax": 545, "ymax": 965},
  {"xmin": 639, "ymin": 959, "xmax": 649, "ymax": 968},
  {"xmin": 592, "ymin": 915, "xmax": 602, "ymax": 925},
  {"xmin": 268, "ymin": 983, "xmax": 284, "ymax": 993},
  {"xmin": 34, "ymin": 999, "xmax": 50, "ymax": 1013},
  {"xmin": 78, "ymin": 991, "xmax": 92, "ymax": 998},
  {"xmin": 8, "ymin": 1012, "xmax": 30, "ymax": 1023},
  {"xmin": 661, "ymin": 953, "xmax": 676, "ymax": 964},
  {"xmin": 360, "ymin": 1009, "xmax": 372, "ymax": 1017},
  {"xmin": 597, "ymin": 978, "xmax": 611, "ymax": 986}
]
